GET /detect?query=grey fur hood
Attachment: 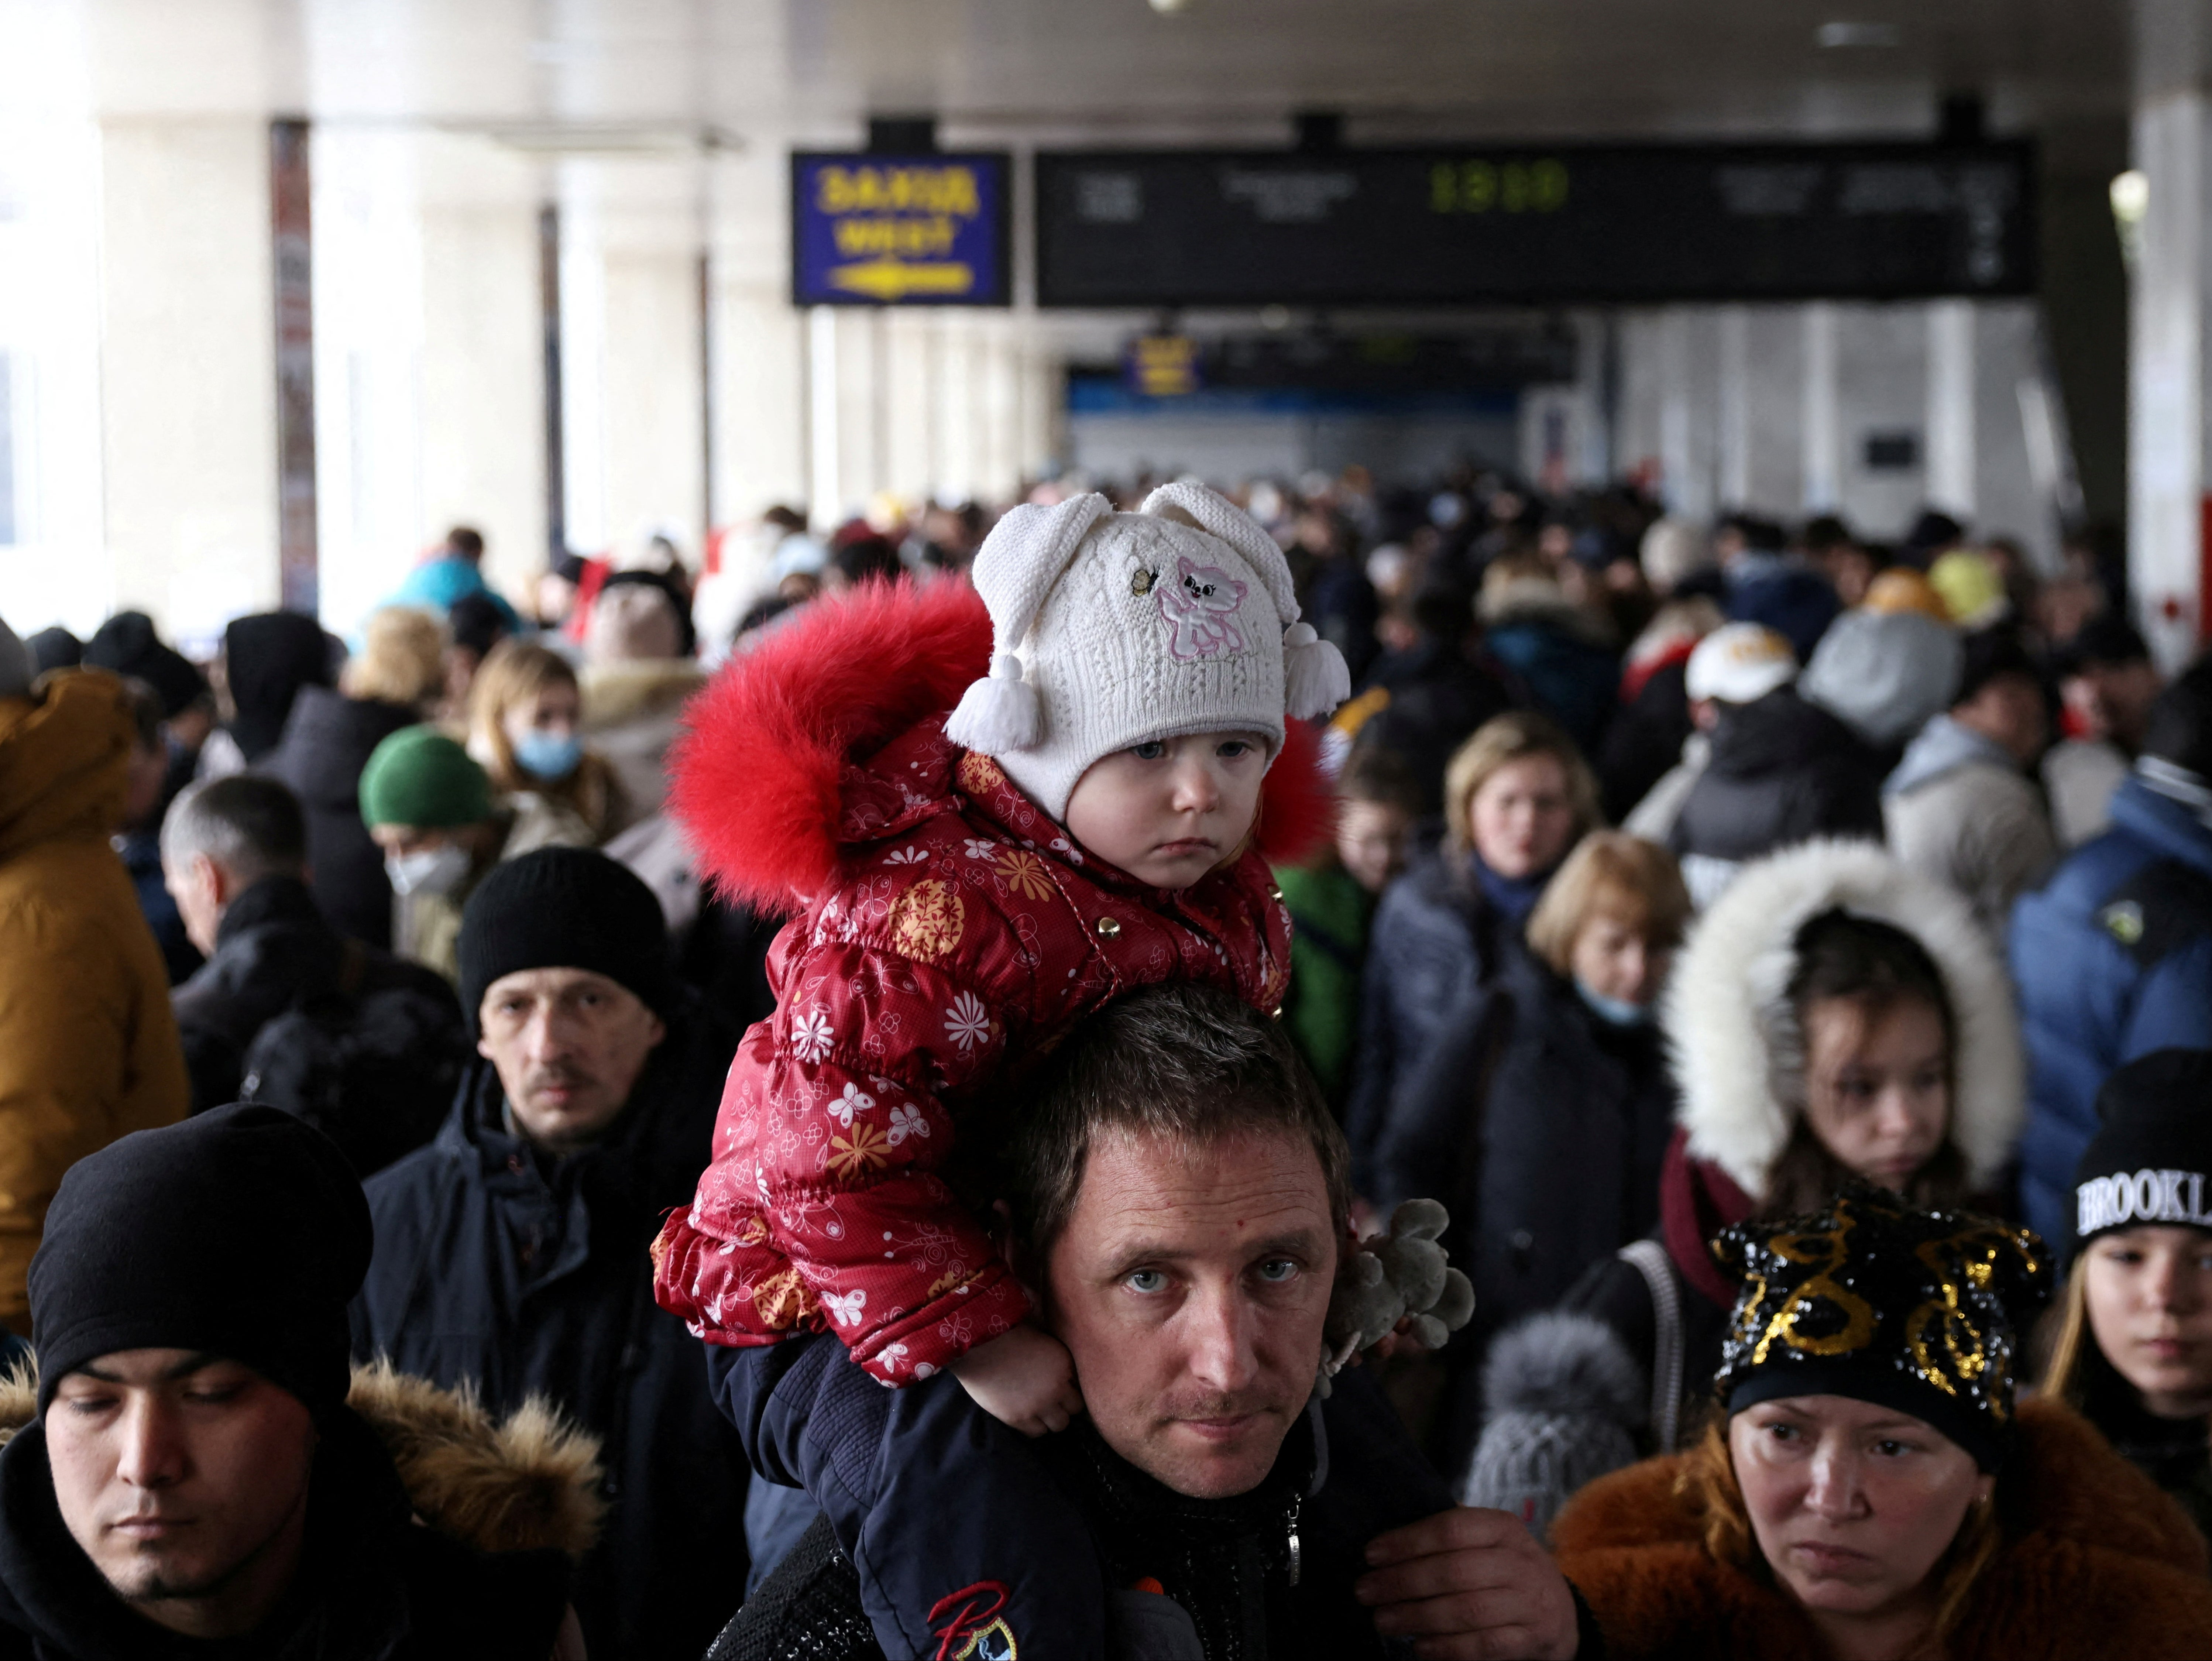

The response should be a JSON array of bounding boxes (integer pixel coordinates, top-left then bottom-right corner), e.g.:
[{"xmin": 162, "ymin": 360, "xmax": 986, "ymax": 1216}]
[{"xmin": 1660, "ymin": 838, "xmax": 2023, "ymax": 1201}]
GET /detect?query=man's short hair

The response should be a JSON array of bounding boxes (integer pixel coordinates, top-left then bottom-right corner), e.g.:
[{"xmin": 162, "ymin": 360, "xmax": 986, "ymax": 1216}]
[
  {"xmin": 161, "ymin": 775, "xmax": 308, "ymax": 886},
  {"xmin": 1007, "ymin": 983, "xmax": 1352, "ymax": 1262}
]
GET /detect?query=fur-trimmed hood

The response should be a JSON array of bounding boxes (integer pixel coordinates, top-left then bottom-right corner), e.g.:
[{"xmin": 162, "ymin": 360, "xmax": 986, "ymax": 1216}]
[
  {"xmin": 1552, "ymin": 1399, "xmax": 2212, "ymax": 1661},
  {"xmin": 668, "ymin": 577, "xmax": 1334, "ymax": 912},
  {"xmin": 0, "ymin": 1358, "xmax": 602, "ymax": 1561},
  {"xmin": 1661, "ymin": 838, "xmax": 2023, "ymax": 1201}
]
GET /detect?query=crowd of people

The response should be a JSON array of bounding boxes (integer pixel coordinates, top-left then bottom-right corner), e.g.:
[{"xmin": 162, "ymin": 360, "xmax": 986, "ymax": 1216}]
[{"xmin": 0, "ymin": 463, "xmax": 2206, "ymax": 1658}]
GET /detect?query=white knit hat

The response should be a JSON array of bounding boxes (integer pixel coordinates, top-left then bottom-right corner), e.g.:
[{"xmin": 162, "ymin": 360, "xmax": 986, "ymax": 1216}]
[{"xmin": 945, "ymin": 483, "xmax": 1352, "ymax": 820}]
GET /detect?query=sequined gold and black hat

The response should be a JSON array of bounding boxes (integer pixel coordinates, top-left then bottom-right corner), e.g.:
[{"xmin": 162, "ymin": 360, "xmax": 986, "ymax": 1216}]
[{"xmin": 1713, "ymin": 1188, "xmax": 2051, "ymax": 1471}]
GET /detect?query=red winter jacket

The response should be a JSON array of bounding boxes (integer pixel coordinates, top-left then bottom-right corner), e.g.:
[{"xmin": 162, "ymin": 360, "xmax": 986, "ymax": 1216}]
[{"xmin": 651, "ymin": 579, "xmax": 1332, "ymax": 1383}]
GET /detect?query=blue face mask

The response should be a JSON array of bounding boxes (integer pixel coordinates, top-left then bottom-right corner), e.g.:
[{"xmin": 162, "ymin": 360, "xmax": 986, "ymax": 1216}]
[
  {"xmin": 512, "ymin": 730, "xmax": 583, "ymax": 783},
  {"xmin": 1576, "ymin": 978, "xmax": 1651, "ymax": 1028}
]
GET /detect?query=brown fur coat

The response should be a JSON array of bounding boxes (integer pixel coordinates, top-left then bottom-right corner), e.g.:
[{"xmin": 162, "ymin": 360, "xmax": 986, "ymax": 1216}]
[
  {"xmin": 0, "ymin": 1358, "xmax": 604, "ymax": 1561},
  {"xmin": 1552, "ymin": 1398, "xmax": 2212, "ymax": 1660}
]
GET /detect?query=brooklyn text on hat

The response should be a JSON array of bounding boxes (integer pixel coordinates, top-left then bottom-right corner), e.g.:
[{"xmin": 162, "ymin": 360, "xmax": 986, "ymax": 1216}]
[
  {"xmin": 2078, "ymin": 1169, "xmax": 2212, "ymax": 1238},
  {"xmin": 944, "ymin": 483, "xmax": 1351, "ymax": 821}
]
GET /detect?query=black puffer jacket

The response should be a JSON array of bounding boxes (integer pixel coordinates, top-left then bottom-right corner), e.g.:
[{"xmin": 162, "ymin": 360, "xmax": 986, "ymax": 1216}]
[
  {"xmin": 0, "ymin": 1404, "xmax": 568, "ymax": 1660},
  {"xmin": 261, "ymin": 687, "xmax": 418, "ymax": 950},
  {"xmin": 171, "ymin": 876, "xmax": 468, "ymax": 1171},
  {"xmin": 352, "ymin": 1006, "xmax": 749, "ymax": 1661},
  {"xmin": 1374, "ymin": 949, "xmax": 1674, "ymax": 1344},
  {"xmin": 1667, "ymin": 687, "xmax": 1885, "ymax": 899},
  {"xmin": 1343, "ymin": 847, "xmax": 1526, "ymax": 1196}
]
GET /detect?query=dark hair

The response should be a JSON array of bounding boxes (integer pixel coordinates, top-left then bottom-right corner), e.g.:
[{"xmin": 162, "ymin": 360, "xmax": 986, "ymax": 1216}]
[
  {"xmin": 1799, "ymin": 514, "xmax": 1854, "ymax": 553},
  {"xmin": 160, "ymin": 775, "xmax": 309, "ymax": 885},
  {"xmin": 447, "ymin": 592, "xmax": 510, "ymax": 660},
  {"xmin": 1006, "ymin": 983, "xmax": 1351, "ymax": 1263},
  {"xmin": 831, "ymin": 536, "xmax": 904, "ymax": 588},
  {"xmin": 1407, "ymin": 579, "xmax": 1476, "ymax": 644},
  {"xmin": 1763, "ymin": 909, "xmax": 1967, "ymax": 1215},
  {"xmin": 116, "ymin": 676, "xmax": 166, "ymax": 752},
  {"xmin": 446, "ymin": 526, "xmax": 486, "ymax": 562},
  {"xmin": 1337, "ymin": 746, "xmax": 1421, "ymax": 818}
]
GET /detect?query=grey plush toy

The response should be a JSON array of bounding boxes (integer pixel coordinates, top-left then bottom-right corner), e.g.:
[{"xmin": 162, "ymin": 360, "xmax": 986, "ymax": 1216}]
[{"xmin": 1318, "ymin": 1198, "xmax": 1476, "ymax": 1396}]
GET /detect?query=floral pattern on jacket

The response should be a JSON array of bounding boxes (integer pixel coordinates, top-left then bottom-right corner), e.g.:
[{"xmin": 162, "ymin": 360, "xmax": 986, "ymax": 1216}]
[{"xmin": 652, "ymin": 715, "xmax": 1291, "ymax": 1383}]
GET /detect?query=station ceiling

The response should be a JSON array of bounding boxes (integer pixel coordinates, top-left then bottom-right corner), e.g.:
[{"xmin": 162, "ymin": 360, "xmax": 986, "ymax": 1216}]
[{"xmin": 75, "ymin": 0, "xmax": 2130, "ymax": 148}]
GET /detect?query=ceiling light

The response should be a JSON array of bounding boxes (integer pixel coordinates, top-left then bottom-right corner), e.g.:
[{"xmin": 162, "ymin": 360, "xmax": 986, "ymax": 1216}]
[
  {"xmin": 1149, "ymin": 0, "xmax": 1192, "ymax": 13},
  {"xmin": 1816, "ymin": 21, "xmax": 1902, "ymax": 48}
]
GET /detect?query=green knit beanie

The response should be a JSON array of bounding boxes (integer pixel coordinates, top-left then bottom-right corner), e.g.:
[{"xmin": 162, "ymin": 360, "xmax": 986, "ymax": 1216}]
[{"xmin": 359, "ymin": 725, "xmax": 494, "ymax": 830}]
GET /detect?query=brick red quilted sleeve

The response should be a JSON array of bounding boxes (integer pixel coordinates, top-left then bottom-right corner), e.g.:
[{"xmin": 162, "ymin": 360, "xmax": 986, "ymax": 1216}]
[{"xmin": 653, "ymin": 933, "xmax": 1030, "ymax": 1384}]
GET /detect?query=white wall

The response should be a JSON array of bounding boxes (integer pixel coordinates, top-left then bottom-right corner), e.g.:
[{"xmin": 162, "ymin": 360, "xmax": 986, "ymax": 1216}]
[
  {"xmin": 1608, "ymin": 298, "xmax": 2059, "ymax": 563},
  {"xmin": 100, "ymin": 116, "xmax": 280, "ymax": 651}
]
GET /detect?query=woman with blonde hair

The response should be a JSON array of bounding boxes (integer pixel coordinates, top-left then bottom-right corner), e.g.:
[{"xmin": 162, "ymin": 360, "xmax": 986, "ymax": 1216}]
[
  {"xmin": 466, "ymin": 639, "xmax": 628, "ymax": 852},
  {"xmin": 1370, "ymin": 830, "xmax": 1691, "ymax": 1471},
  {"xmin": 1345, "ymin": 711, "xmax": 1598, "ymax": 1197},
  {"xmin": 2039, "ymin": 1049, "xmax": 2212, "ymax": 1540},
  {"xmin": 1552, "ymin": 1189, "xmax": 2212, "ymax": 1660},
  {"xmin": 341, "ymin": 606, "xmax": 447, "ymax": 712}
]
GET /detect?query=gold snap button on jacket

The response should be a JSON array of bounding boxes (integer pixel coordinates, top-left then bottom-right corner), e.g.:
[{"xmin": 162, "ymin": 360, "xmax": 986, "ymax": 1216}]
[{"xmin": 1095, "ymin": 917, "xmax": 1122, "ymax": 939}]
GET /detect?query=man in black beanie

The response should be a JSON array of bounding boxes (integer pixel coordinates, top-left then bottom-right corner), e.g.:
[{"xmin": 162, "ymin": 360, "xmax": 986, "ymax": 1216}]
[
  {"xmin": 354, "ymin": 847, "xmax": 750, "ymax": 1659},
  {"xmin": 0, "ymin": 1104, "xmax": 573, "ymax": 1657}
]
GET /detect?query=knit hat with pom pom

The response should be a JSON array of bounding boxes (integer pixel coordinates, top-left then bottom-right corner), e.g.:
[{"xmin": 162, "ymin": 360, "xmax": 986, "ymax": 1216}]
[
  {"xmin": 944, "ymin": 482, "xmax": 1351, "ymax": 821},
  {"xmin": 1458, "ymin": 1311, "xmax": 1647, "ymax": 1540}
]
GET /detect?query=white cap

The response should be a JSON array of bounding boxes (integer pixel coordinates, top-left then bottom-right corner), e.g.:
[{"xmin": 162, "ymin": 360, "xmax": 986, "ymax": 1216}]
[
  {"xmin": 1686, "ymin": 622, "xmax": 1798, "ymax": 706},
  {"xmin": 945, "ymin": 483, "xmax": 1351, "ymax": 821}
]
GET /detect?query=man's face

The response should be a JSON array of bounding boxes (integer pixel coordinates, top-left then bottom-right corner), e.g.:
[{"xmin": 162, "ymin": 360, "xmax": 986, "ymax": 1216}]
[
  {"xmin": 47, "ymin": 1350, "xmax": 315, "ymax": 1638},
  {"xmin": 1043, "ymin": 1128, "xmax": 1336, "ymax": 1500},
  {"xmin": 477, "ymin": 968, "xmax": 666, "ymax": 1154},
  {"xmin": 162, "ymin": 853, "xmax": 225, "ymax": 958}
]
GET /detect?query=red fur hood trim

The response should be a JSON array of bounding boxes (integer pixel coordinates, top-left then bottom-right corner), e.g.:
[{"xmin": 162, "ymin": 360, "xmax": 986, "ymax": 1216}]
[{"xmin": 669, "ymin": 580, "xmax": 1335, "ymax": 910}]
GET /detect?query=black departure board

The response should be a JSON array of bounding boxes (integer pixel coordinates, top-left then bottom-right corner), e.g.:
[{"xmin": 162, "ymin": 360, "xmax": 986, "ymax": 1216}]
[{"xmin": 1034, "ymin": 141, "xmax": 2036, "ymax": 308}]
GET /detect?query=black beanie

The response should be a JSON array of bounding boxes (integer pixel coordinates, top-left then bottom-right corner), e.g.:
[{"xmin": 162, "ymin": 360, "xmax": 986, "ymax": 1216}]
[
  {"xmin": 82, "ymin": 611, "xmax": 207, "ymax": 721},
  {"xmin": 1954, "ymin": 625, "xmax": 2041, "ymax": 708},
  {"xmin": 457, "ymin": 847, "xmax": 674, "ymax": 1036},
  {"xmin": 28, "ymin": 1105, "xmax": 370, "ymax": 1419},
  {"xmin": 2069, "ymin": 1049, "xmax": 2212, "ymax": 1259},
  {"xmin": 1713, "ymin": 1189, "xmax": 2050, "ymax": 1473}
]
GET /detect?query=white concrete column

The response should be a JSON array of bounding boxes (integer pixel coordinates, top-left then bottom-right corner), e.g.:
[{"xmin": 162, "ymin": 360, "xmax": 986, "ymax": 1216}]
[
  {"xmin": 0, "ymin": 8, "xmax": 106, "ymax": 636},
  {"xmin": 100, "ymin": 117, "xmax": 282, "ymax": 648},
  {"xmin": 602, "ymin": 244, "xmax": 706, "ymax": 558},
  {"xmin": 1801, "ymin": 303, "xmax": 1842, "ymax": 514},
  {"xmin": 1926, "ymin": 299, "xmax": 1978, "ymax": 519},
  {"xmin": 806, "ymin": 306, "xmax": 841, "ymax": 527},
  {"xmin": 2131, "ymin": 76, "xmax": 2212, "ymax": 668},
  {"xmin": 1657, "ymin": 308, "xmax": 1695, "ymax": 515},
  {"xmin": 1717, "ymin": 306, "xmax": 1751, "ymax": 510}
]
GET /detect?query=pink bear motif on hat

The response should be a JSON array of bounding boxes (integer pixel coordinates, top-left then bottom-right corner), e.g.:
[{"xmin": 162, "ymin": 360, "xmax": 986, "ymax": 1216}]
[{"xmin": 1158, "ymin": 555, "xmax": 1249, "ymax": 661}]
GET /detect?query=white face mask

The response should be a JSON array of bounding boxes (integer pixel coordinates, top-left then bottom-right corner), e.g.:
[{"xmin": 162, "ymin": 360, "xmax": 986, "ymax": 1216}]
[{"xmin": 385, "ymin": 842, "xmax": 472, "ymax": 898}]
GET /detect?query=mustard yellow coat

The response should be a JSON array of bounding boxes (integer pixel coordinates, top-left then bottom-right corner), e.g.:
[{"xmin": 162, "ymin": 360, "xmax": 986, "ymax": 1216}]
[{"xmin": 0, "ymin": 671, "xmax": 187, "ymax": 1332}]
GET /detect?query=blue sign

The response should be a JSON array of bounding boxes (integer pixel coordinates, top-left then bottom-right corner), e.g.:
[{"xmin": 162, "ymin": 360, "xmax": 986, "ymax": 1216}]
[{"xmin": 791, "ymin": 152, "xmax": 1011, "ymax": 307}]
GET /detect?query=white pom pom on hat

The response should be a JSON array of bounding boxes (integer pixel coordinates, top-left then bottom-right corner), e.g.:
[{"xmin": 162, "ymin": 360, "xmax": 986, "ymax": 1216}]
[{"xmin": 945, "ymin": 483, "xmax": 1351, "ymax": 820}]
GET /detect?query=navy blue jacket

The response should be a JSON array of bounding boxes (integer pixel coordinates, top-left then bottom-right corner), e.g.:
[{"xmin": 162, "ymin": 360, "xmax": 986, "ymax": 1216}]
[
  {"xmin": 712, "ymin": 1336, "xmax": 1452, "ymax": 1661},
  {"xmin": 1374, "ymin": 949, "xmax": 1674, "ymax": 1346},
  {"xmin": 2012, "ymin": 775, "xmax": 2212, "ymax": 1248},
  {"xmin": 352, "ymin": 1007, "xmax": 749, "ymax": 1660},
  {"xmin": 1345, "ymin": 847, "xmax": 1525, "ymax": 1197}
]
